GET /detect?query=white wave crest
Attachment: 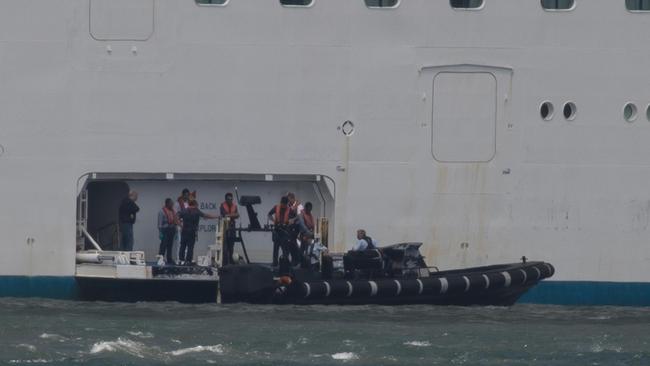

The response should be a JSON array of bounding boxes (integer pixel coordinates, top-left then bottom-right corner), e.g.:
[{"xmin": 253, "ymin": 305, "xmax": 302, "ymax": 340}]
[
  {"xmin": 404, "ymin": 340, "xmax": 431, "ymax": 347},
  {"xmin": 39, "ymin": 334, "xmax": 66, "ymax": 342},
  {"xmin": 169, "ymin": 345, "xmax": 224, "ymax": 356},
  {"xmin": 127, "ymin": 331, "xmax": 154, "ymax": 339},
  {"xmin": 331, "ymin": 352, "xmax": 359, "ymax": 361},
  {"xmin": 89, "ymin": 338, "xmax": 146, "ymax": 358},
  {"xmin": 590, "ymin": 343, "xmax": 622, "ymax": 353},
  {"xmin": 15, "ymin": 344, "xmax": 36, "ymax": 352},
  {"xmin": 8, "ymin": 359, "xmax": 50, "ymax": 364}
]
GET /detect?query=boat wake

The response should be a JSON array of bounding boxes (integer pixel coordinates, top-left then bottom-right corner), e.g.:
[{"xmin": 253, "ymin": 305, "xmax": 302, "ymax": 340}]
[
  {"xmin": 168, "ymin": 345, "xmax": 224, "ymax": 356},
  {"xmin": 404, "ymin": 340, "xmax": 431, "ymax": 347},
  {"xmin": 331, "ymin": 352, "xmax": 359, "ymax": 361},
  {"xmin": 90, "ymin": 338, "xmax": 148, "ymax": 358}
]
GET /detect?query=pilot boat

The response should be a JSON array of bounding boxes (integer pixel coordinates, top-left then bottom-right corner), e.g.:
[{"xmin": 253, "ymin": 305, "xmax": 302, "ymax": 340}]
[{"xmin": 219, "ymin": 243, "xmax": 555, "ymax": 306}]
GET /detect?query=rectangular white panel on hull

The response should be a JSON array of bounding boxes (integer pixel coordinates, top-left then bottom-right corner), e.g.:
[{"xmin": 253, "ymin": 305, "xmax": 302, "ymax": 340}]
[
  {"xmin": 90, "ymin": 0, "xmax": 154, "ymax": 41},
  {"xmin": 432, "ymin": 72, "xmax": 497, "ymax": 163}
]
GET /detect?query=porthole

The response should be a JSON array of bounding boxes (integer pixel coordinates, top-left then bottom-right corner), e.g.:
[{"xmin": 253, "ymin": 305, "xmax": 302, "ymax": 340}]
[
  {"xmin": 624, "ymin": 103, "xmax": 638, "ymax": 123},
  {"xmin": 540, "ymin": 101, "xmax": 554, "ymax": 121},
  {"xmin": 364, "ymin": 0, "xmax": 399, "ymax": 8},
  {"xmin": 626, "ymin": 0, "xmax": 650, "ymax": 11},
  {"xmin": 563, "ymin": 102, "xmax": 577, "ymax": 121},
  {"xmin": 195, "ymin": 0, "xmax": 228, "ymax": 5},
  {"xmin": 341, "ymin": 120, "xmax": 355, "ymax": 136},
  {"xmin": 450, "ymin": 0, "xmax": 484, "ymax": 10},
  {"xmin": 541, "ymin": 0, "xmax": 575, "ymax": 11},
  {"xmin": 280, "ymin": 0, "xmax": 313, "ymax": 6}
]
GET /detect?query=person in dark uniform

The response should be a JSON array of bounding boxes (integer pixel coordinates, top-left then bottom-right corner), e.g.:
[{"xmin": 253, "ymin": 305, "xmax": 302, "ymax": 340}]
[
  {"xmin": 219, "ymin": 192, "xmax": 240, "ymax": 265},
  {"xmin": 177, "ymin": 200, "xmax": 218, "ymax": 265},
  {"xmin": 158, "ymin": 198, "xmax": 179, "ymax": 265},
  {"xmin": 118, "ymin": 190, "xmax": 139, "ymax": 251}
]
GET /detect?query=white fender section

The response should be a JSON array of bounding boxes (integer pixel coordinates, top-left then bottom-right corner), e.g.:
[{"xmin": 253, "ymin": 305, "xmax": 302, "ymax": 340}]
[
  {"xmin": 482, "ymin": 274, "xmax": 490, "ymax": 289},
  {"xmin": 519, "ymin": 269, "xmax": 528, "ymax": 284},
  {"xmin": 324, "ymin": 281, "xmax": 331, "ymax": 297},
  {"xmin": 462, "ymin": 276, "xmax": 471, "ymax": 292},
  {"xmin": 416, "ymin": 279, "xmax": 424, "ymax": 295},
  {"xmin": 304, "ymin": 283, "xmax": 311, "ymax": 298},
  {"xmin": 346, "ymin": 281, "xmax": 353, "ymax": 297},
  {"xmin": 394, "ymin": 280, "xmax": 402, "ymax": 296},
  {"xmin": 502, "ymin": 272, "xmax": 512, "ymax": 288},
  {"xmin": 533, "ymin": 267, "xmax": 541, "ymax": 281},
  {"xmin": 369, "ymin": 281, "xmax": 378, "ymax": 297},
  {"xmin": 439, "ymin": 277, "xmax": 449, "ymax": 294}
]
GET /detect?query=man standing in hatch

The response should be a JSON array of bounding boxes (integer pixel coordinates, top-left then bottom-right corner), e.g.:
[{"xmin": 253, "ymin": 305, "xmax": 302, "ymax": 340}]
[{"xmin": 118, "ymin": 190, "xmax": 139, "ymax": 252}]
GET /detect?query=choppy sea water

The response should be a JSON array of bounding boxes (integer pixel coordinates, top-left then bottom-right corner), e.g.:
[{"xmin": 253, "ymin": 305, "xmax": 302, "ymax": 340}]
[{"xmin": 1, "ymin": 299, "xmax": 649, "ymax": 365}]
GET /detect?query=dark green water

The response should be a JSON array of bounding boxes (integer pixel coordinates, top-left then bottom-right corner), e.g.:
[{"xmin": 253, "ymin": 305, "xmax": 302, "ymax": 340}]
[{"xmin": 1, "ymin": 299, "xmax": 649, "ymax": 366}]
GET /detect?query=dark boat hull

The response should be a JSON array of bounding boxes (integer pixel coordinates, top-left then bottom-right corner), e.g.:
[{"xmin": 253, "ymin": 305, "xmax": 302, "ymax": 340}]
[
  {"xmin": 219, "ymin": 261, "xmax": 555, "ymax": 306},
  {"xmin": 76, "ymin": 277, "xmax": 219, "ymax": 303}
]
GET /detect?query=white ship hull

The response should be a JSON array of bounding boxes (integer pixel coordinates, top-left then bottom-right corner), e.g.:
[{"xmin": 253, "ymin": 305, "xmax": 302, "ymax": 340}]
[{"xmin": 1, "ymin": 0, "xmax": 649, "ymax": 305}]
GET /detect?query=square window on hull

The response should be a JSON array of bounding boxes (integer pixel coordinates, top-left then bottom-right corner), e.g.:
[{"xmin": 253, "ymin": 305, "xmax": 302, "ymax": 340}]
[
  {"xmin": 541, "ymin": 0, "xmax": 575, "ymax": 10},
  {"xmin": 627, "ymin": 0, "xmax": 650, "ymax": 11},
  {"xmin": 365, "ymin": 0, "xmax": 399, "ymax": 8},
  {"xmin": 281, "ymin": 0, "xmax": 313, "ymax": 6},
  {"xmin": 450, "ymin": 0, "xmax": 484, "ymax": 9}
]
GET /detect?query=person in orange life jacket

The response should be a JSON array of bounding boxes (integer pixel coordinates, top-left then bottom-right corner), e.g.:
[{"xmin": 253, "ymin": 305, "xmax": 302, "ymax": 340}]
[
  {"xmin": 286, "ymin": 192, "xmax": 304, "ymax": 217},
  {"xmin": 177, "ymin": 188, "xmax": 192, "ymax": 212},
  {"xmin": 268, "ymin": 196, "xmax": 293, "ymax": 266},
  {"xmin": 177, "ymin": 199, "xmax": 218, "ymax": 265},
  {"xmin": 219, "ymin": 192, "xmax": 240, "ymax": 265},
  {"xmin": 298, "ymin": 202, "xmax": 315, "ymax": 262},
  {"xmin": 158, "ymin": 198, "xmax": 179, "ymax": 265}
]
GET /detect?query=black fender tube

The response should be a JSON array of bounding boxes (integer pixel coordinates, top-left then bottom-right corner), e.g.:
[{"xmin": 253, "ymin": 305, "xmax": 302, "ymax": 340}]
[
  {"xmin": 302, "ymin": 281, "xmax": 329, "ymax": 299},
  {"xmin": 537, "ymin": 263, "xmax": 555, "ymax": 279},
  {"xmin": 329, "ymin": 281, "xmax": 352, "ymax": 298},
  {"xmin": 522, "ymin": 266, "xmax": 541, "ymax": 283},
  {"xmin": 375, "ymin": 279, "xmax": 400, "ymax": 297},
  {"xmin": 485, "ymin": 271, "xmax": 506, "ymax": 288},
  {"xmin": 466, "ymin": 274, "xmax": 489, "ymax": 291},
  {"xmin": 444, "ymin": 276, "xmax": 469, "ymax": 294},
  {"xmin": 420, "ymin": 277, "xmax": 442, "ymax": 295},
  {"xmin": 399, "ymin": 279, "xmax": 424, "ymax": 297},
  {"xmin": 507, "ymin": 268, "xmax": 526, "ymax": 287},
  {"xmin": 348, "ymin": 280, "xmax": 372, "ymax": 298}
]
